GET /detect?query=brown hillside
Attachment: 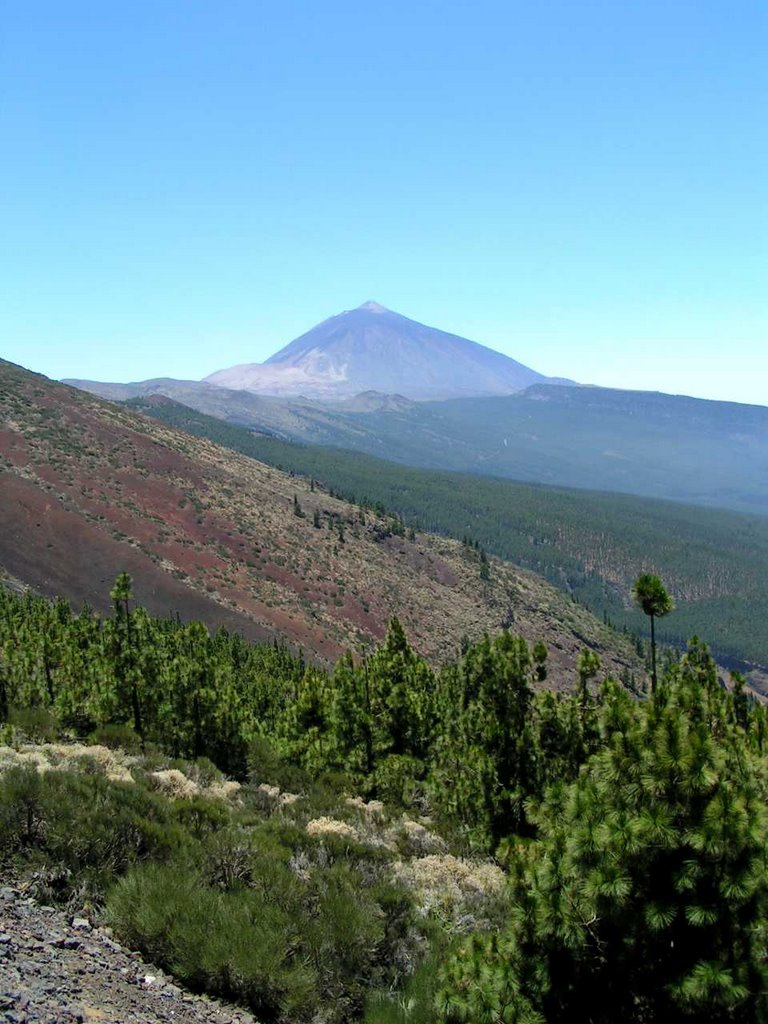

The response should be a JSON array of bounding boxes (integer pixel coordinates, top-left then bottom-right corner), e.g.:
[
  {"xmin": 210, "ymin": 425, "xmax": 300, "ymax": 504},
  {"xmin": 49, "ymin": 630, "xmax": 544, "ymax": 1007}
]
[{"xmin": 0, "ymin": 359, "xmax": 640, "ymax": 684}]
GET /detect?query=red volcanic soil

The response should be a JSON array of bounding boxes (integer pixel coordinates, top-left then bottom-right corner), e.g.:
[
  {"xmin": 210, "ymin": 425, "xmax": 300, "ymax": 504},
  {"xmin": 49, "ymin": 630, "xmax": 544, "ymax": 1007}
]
[
  {"xmin": 0, "ymin": 472, "xmax": 275, "ymax": 643},
  {"xmin": 0, "ymin": 364, "xmax": 398, "ymax": 663}
]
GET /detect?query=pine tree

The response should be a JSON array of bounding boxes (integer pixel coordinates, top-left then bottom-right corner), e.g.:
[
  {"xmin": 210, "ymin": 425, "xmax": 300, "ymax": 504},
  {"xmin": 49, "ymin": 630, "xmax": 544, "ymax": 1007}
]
[
  {"xmin": 632, "ymin": 573, "xmax": 674, "ymax": 692},
  {"xmin": 429, "ymin": 633, "xmax": 542, "ymax": 844},
  {"xmin": 439, "ymin": 642, "xmax": 768, "ymax": 1023},
  {"xmin": 108, "ymin": 572, "xmax": 143, "ymax": 740}
]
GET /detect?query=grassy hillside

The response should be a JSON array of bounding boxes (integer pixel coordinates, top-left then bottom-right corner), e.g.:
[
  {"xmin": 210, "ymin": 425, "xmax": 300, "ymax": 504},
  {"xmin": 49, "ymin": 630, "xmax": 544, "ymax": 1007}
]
[{"xmin": 126, "ymin": 396, "xmax": 768, "ymax": 674}]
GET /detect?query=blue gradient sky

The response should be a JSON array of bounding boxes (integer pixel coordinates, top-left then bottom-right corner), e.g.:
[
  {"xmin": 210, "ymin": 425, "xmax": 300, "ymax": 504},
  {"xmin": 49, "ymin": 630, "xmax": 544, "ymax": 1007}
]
[{"xmin": 2, "ymin": 1, "xmax": 766, "ymax": 404}]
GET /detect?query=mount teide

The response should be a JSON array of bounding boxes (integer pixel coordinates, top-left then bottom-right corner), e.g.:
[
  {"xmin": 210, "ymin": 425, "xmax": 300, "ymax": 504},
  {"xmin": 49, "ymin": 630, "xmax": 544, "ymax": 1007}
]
[{"xmin": 203, "ymin": 301, "xmax": 566, "ymax": 400}]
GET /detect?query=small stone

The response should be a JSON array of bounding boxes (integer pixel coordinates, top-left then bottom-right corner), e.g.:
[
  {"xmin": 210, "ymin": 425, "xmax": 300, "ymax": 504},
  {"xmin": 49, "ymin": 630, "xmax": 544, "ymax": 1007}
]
[
  {"xmin": 71, "ymin": 918, "xmax": 91, "ymax": 931},
  {"xmin": 142, "ymin": 975, "xmax": 157, "ymax": 988}
]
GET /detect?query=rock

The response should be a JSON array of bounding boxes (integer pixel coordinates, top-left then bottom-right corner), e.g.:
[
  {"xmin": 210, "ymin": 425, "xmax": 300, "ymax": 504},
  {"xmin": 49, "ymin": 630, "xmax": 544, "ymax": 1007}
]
[{"xmin": 0, "ymin": 888, "xmax": 263, "ymax": 1024}]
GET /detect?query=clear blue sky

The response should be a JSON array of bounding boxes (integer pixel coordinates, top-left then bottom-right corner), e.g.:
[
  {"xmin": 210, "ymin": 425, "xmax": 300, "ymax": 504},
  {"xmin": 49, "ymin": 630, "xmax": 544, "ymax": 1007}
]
[{"xmin": 2, "ymin": 1, "xmax": 766, "ymax": 404}]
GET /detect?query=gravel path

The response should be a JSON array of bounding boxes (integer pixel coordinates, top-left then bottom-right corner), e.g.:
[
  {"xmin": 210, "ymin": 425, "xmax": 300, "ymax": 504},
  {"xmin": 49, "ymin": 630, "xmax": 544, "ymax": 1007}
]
[{"xmin": 0, "ymin": 885, "xmax": 261, "ymax": 1024}]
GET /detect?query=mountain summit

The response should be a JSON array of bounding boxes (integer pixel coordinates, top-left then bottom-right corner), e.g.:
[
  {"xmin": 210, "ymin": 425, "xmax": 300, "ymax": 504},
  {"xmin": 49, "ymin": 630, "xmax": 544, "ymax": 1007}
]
[{"xmin": 204, "ymin": 302, "xmax": 564, "ymax": 400}]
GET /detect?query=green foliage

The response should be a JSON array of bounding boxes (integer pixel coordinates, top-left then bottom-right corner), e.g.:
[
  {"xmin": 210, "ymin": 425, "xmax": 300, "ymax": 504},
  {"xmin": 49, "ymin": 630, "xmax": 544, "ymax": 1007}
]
[
  {"xmin": 107, "ymin": 828, "xmax": 415, "ymax": 1022},
  {"xmin": 0, "ymin": 580, "xmax": 303, "ymax": 778},
  {"xmin": 0, "ymin": 581, "xmax": 599, "ymax": 850},
  {"xmin": 5, "ymin": 705, "xmax": 59, "ymax": 742},
  {"xmin": 437, "ymin": 641, "xmax": 768, "ymax": 1023},
  {"xmin": 88, "ymin": 722, "xmax": 144, "ymax": 752},
  {"xmin": 365, "ymin": 943, "xmax": 447, "ymax": 1024},
  {"xmin": 632, "ymin": 572, "xmax": 675, "ymax": 620},
  {"xmin": 0, "ymin": 756, "xmax": 421, "ymax": 1023},
  {"xmin": 430, "ymin": 632, "xmax": 558, "ymax": 845},
  {"xmin": 0, "ymin": 766, "xmax": 183, "ymax": 901},
  {"xmin": 633, "ymin": 572, "xmax": 674, "ymax": 691},
  {"xmin": 285, "ymin": 620, "xmax": 439, "ymax": 785},
  {"xmin": 5, "ymin": 577, "xmax": 768, "ymax": 1022}
]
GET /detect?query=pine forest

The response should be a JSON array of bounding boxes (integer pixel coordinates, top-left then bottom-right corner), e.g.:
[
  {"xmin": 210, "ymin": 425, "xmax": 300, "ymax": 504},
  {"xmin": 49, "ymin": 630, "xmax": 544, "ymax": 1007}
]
[{"xmin": 2, "ymin": 573, "xmax": 768, "ymax": 1022}]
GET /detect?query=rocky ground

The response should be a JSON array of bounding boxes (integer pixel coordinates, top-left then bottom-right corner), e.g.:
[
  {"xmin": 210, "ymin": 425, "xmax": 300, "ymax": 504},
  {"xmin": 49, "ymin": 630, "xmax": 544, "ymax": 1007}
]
[{"xmin": 0, "ymin": 884, "xmax": 260, "ymax": 1024}]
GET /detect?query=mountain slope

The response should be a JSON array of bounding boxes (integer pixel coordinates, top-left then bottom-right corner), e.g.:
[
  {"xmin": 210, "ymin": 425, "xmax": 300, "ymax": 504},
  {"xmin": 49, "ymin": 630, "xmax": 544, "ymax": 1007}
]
[
  {"xmin": 0, "ymin": 359, "xmax": 638, "ymax": 682},
  {"xmin": 203, "ymin": 301, "xmax": 563, "ymax": 399},
  {"xmin": 124, "ymin": 395, "xmax": 768, "ymax": 680},
  {"xmin": 66, "ymin": 374, "xmax": 768, "ymax": 516}
]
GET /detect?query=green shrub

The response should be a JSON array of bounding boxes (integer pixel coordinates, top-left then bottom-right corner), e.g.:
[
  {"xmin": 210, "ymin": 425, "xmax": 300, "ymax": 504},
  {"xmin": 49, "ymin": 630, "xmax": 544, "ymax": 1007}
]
[
  {"xmin": 7, "ymin": 705, "xmax": 59, "ymax": 742},
  {"xmin": 374, "ymin": 755, "xmax": 423, "ymax": 808},
  {"xmin": 0, "ymin": 766, "xmax": 45, "ymax": 857},
  {"xmin": 172, "ymin": 796, "xmax": 229, "ymax": 839},
  {"xmin": 108, "ymin": 837, "xmax": 419, "ymax": 1023},
  {"xmin": 365, "ymin": 955, "xmax": 444, "ymax": 1024},
  {"xmin": 0, "ymin": 767, "xmax": 186, "ymax": 900},
  {"xmin": 191, "ymin": 756, "xmax": 224, "ymax": 786},
  {"xmin": 108, "ymin": 862, "xmax": 316, "ymax": 1020},
  {"xmin": 88, "ymin": 722, "xmax": 143, "ymax": 752},
  {"xmin": 247, "ymin": 734, "xmax": 310, "ymax": 792}
]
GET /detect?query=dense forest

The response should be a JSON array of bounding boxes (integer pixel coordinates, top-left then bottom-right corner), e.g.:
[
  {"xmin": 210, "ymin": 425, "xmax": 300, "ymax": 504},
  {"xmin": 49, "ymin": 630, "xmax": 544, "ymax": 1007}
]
[
  {"xmin": 2, "ymin": 578, "xmax": 768, "ymax": 1021},
  {"xmin": 127, "ymin": 397, "xmax": 768, "ymax": 671}
]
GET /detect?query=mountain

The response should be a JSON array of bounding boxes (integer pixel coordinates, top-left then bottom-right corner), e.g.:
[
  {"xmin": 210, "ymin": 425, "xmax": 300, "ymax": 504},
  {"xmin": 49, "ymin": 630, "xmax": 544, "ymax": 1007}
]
[
  {"xmin": 203, "ymin": 301, "xmax": 564, "ymax": 399},
  {"xmin": 62, "ymin": 299, "xmax": 768, "ymax": 516},
  {"xmin": 0, "ymin": 358, "xmax": 639, "ymax": 681}
]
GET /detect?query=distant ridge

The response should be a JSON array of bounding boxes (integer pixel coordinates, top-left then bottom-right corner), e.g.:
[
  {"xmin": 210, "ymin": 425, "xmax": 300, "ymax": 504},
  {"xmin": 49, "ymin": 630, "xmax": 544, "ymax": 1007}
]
[{"xmin": 203, "ymin": 301, "xmax": 568, "ymax": 400}]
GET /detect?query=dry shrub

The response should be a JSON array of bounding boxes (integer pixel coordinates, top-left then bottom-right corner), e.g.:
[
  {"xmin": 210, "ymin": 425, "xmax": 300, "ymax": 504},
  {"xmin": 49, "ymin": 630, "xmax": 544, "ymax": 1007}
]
[
  {"xmin": 150, "ymin": 768, "xmax": 199, "ymax": 800},
  {"xmin": 306, "ymin": 816, "xmax": 359, "ymax": 840},
  {"xmin": 393, "ymin": 818, "xmax": 448, "ymax": 857},
  {"xmin": 206, "ymin": 779, "xmax": 242, "ymax": 801},
  {"xmin": 0, "ymin": 743, "xmax": 135, "ymax": 783},
  {"xmin": 345, "ymin": 796, "xmax": 385, "ymax": 822},
  {"xmin": 393, "ymin": 853, "xmax": 505, "ymax": 925}
]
